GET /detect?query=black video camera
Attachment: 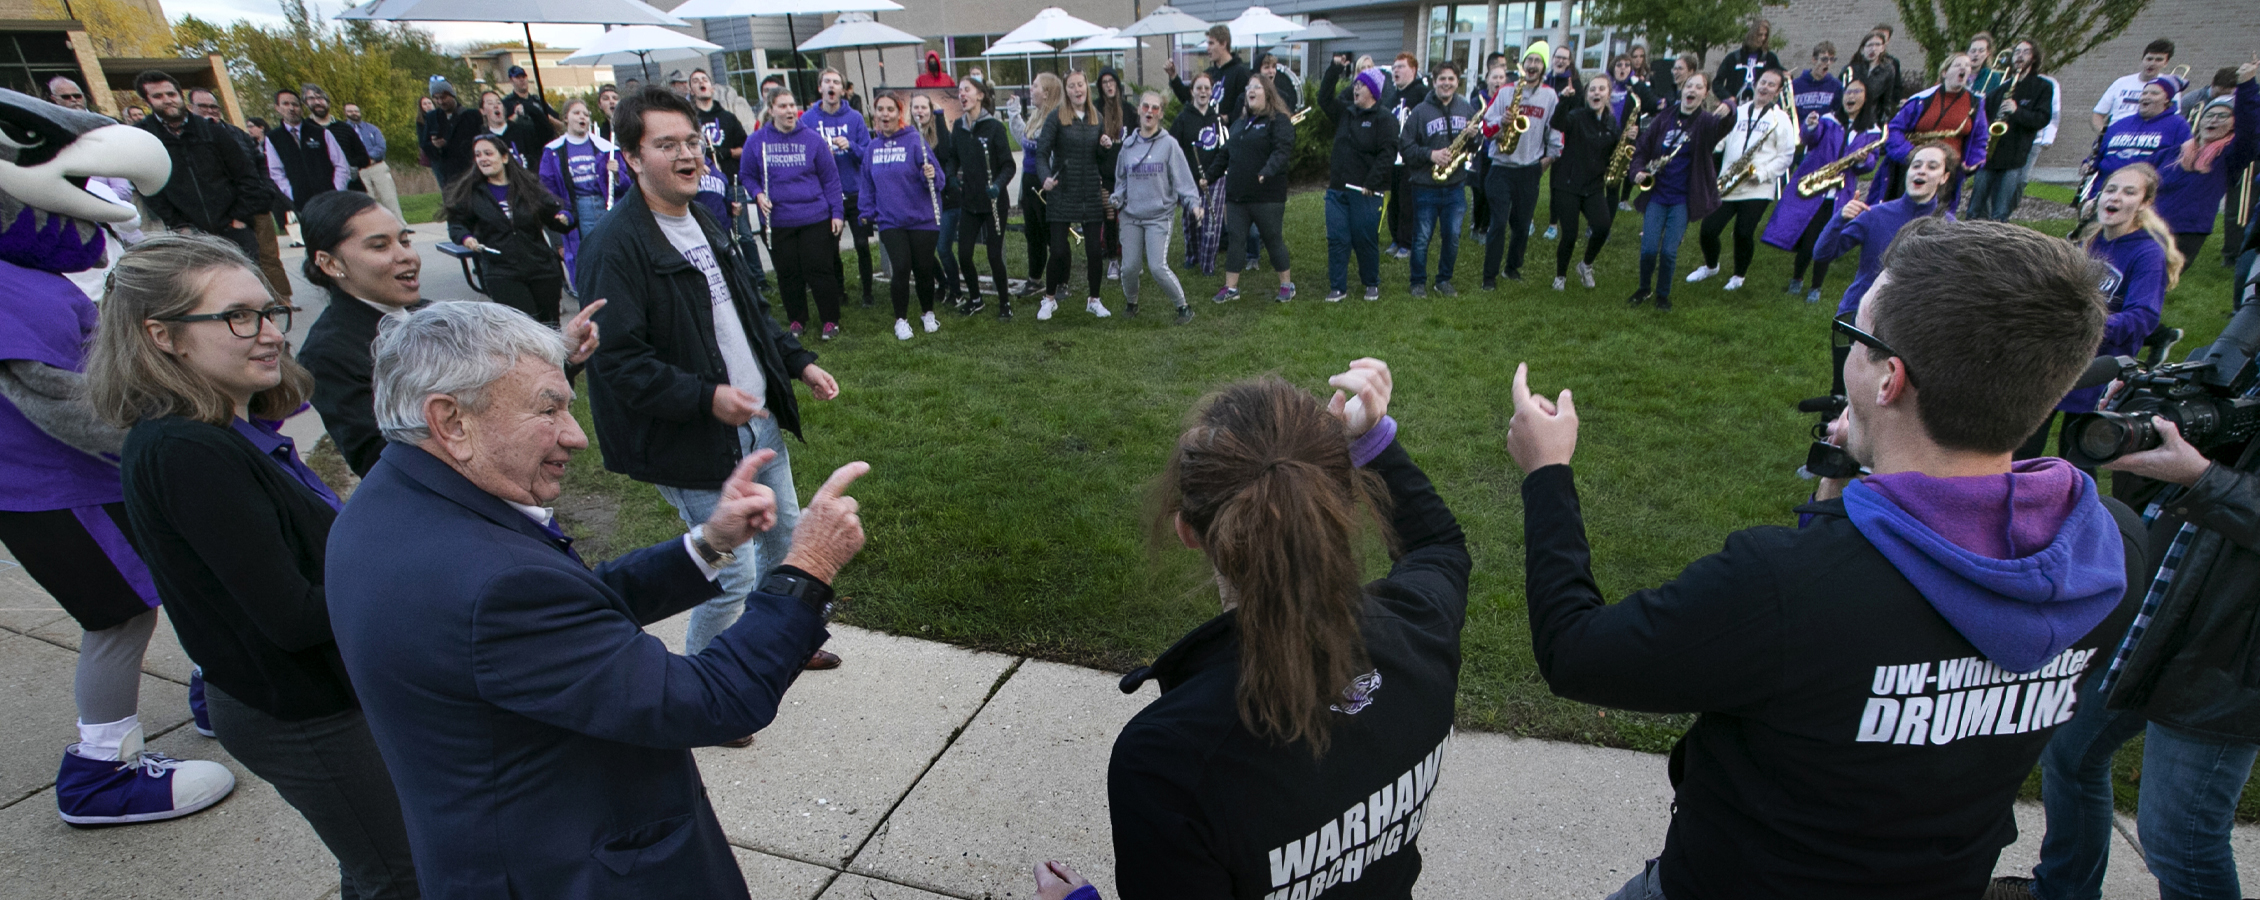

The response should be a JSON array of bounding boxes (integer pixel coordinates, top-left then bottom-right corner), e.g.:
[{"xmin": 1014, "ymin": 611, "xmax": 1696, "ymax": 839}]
[{"xmin": 2065, "ymin": 303, "xmax": 2260, "ymax": 467}]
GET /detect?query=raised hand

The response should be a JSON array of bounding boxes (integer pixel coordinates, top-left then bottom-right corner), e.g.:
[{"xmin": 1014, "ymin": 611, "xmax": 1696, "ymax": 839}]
[
  {"xmin": 1841, "ymin": 197, "xmax": 1869, "ymax": 220},
  {"xmin": 564, "ymin": 298, "xmax": 606, "ymax": 365},
  {"xmin": 701, "ymin": 449, "xmax": 780, "ymax": 549},
  {"xmin": 1032, "ymin": 861, "xmax": 1090, "ymax": 900},
  {"xmin": 1507, "ymin": 362, "xmax": 1579, "ymax": 473},
  {"xmin": 779, "ymin": 462, "xmax": 871, "ymax": 584},
  {"xmin": 1325, "ymin": 358, "xmax": 1392, "ymax": 438}
]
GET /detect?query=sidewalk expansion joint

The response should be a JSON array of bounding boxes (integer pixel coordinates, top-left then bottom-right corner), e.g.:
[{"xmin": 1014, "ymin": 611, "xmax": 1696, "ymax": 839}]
[{"xmin": 831, "ymin": 656, "xmax": 1029, "ymax": 890}]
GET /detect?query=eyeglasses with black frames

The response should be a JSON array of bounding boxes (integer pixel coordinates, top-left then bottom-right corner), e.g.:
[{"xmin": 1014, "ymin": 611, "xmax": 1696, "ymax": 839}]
[{"xmin": 158, "ymin": 304, "xmax": 299, "ymax": 339}]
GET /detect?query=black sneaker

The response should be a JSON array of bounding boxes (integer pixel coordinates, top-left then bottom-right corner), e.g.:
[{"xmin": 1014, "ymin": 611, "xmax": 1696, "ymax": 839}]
[
  {"xmin": 960, "ymin": 295, "xmax": 986, "ymax": 316},
  {"xmin": 1482, "ymin": 280, "xmax": 1498, "ymax": 292},
  {"xmin": 1626, "ymin": 288, "xmax": 1650, "ymax": 307},
  {"xmin": 1503, "ymin": 270, "xmax": 1523, "ymax": 282},
  {"xmin": 996, "ymin": 300, "xmax": 1014, "ymax": 322},
  {"xmin": 860, "ymin": 291, "xmax": 876, "ymax": 309},
  {"xmin": 1981, "ymin": 876, "xmax": 2038, "ymax": 900},
  {"xmin": 1125, "ymin": 302, "xmax": 1139, "ymax": 318},
  {"xmin": 1434, "ymin": 282, "xmax": 1457, "ymax": 297},
  {"xmin": 1654, "ymin": 295, "xmax": 1674, "ymax": 312},
  {"xmin": 1175, "ymin": 305, "xmax": 1194, "ymax": 325}
]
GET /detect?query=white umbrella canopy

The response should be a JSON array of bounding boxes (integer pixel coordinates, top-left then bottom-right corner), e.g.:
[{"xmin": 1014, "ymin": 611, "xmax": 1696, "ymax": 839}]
[
  {"xmin": 1063, "ymin": 28, "xmax": 1138, "ymax": 53},
  {"xmin": 1225, "ymin": 5, "xmax": 1300, "ymax": 47},
  {"xmin": 981, "ymin": 40, "xmax": 1055, "ymax": 57},
  {"xmin": 559, "ymin": 25, "xmax": 720, "ymax": 66},
  {"xmin": 996, "ymin": 7, "xmax": 1108, "ymax": 46},
  {"xmin": 794, "ymin": 11, "xmax": 921, "ymax": 51},
  {"xmin": 663, "ymin": 0, "xmax": 899, "ymax": 19},
  {"xmin": 1117, "ymin": 4, "xmax": 1208, "ymax": 38},
  {"xmin": 1283, "ymin": 18, "xmax": 1356, "ymax": 42},
  {"xmin": 337, "ymin": 0, "xmax": 684, "ymax": 25}
]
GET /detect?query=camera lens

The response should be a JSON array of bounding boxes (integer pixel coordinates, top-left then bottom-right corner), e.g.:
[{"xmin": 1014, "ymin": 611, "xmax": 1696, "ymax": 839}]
[{"xmin": 2066, "ymin": 412, "xmax": 2159, "ymax": 467}]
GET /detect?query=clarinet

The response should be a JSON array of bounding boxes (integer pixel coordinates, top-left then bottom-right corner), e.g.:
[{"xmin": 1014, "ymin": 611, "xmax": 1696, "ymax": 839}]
[
  {"xmin": 924, "ymin": 132, "xmax": 942, "ymax": 228},
  {"xmin": 759, "ymin": 142, "xmax": 774, "ymax": 252}
]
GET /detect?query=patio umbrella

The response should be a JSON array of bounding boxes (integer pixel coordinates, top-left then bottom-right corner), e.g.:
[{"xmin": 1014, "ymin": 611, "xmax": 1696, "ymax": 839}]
[
  {"xmin": 795, "ymin": 11, "xmax": 921, "ymax": 89},
  {"xmin": 1115, "ymin": 5, "xmax": 1209, "ymax": 97},
  {"xmin": 1282, "ymin": 19, "xmax": 1356, "ymax": 43},
  {"xmin": 1063, "ymin": 28, "xmax": 1137, "ymax": 54},
  {"xmin": 559, "ymin": 25, "xmax": 721, "ymax": 73},
  {"xmin": 336, "ymin": 0, "xmax": 686, "ymax": 97},
  {"xmin": 996, "ymin": 7, "xmax": 1108, "ymax": 47},
  {"xmin": 662, "ymin": 0, "xmax": 905, "ymax": 100},
  {"xmin": 1225, "ymin": 5, "xmax": 1301, "ymax": 58}
]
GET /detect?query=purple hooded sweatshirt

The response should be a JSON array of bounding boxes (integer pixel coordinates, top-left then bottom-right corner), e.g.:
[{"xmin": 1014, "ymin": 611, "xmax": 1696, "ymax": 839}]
[
  {"xmin": 1814, "ymin": 194, "xmax": 1949, "ymax": 315},
  {"xmin": 800, "ymin": 100, "xmax": 870, "ymax": 196},
  {"xmin": 2093, "ymin": 108, "xmax": 2191, "ymax": 195},
  {"xmin": 2057, "ymin": 229, "xmax": 2167, "ymax": 412},
  {"xmin": 2156, "ymin": 80, "xmax": 2260, "ymax": 235},
  {"xmin": 741, "ymin": 123, "xmax": 844, "ymax": 229},
  {"xmin": 856, "ymin": 126, "xmax": 943, "ymax": 232},
  {"xmin": 1844, "ymin": 459, "xmax": 2127, "ymax": 673},
  {"xmin": 0, "ymin": 259, "xmax": 129, "ymax": 512}
]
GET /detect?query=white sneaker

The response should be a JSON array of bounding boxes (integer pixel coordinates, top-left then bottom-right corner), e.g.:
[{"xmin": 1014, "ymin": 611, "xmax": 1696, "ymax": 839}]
[
  {"xmin": 1576, "ymin": 261, "xmax": 1595, "ymax": 289},
  {"xmin": 894, "ymin": 318, "xmax": 914, "ymax": 341},
  {"xmin": 1686, "ymin": 265, "xmax": 1720, "ymax": 283},
  {"xmin": 1552, "ymin": 276, "xmax": 1566, "ymax": 291},
  {"xmin": 1723, "ymin": 276, "xmax": 1745, "ymax": 291},
  {"xmin": 921, "ymin": 311, "xmax": 940, "ymax": 333},
  {"xmin": 1087, "ymin": 297, "xmax": 1111, "ymax": 318},
  {"xmin": 1106, "ymin": 260, "xmax": 1121, "ymax": 281},
  {"xmin": 1037, "ymin": 298, "xmax": 1057, "ymax": 320}
]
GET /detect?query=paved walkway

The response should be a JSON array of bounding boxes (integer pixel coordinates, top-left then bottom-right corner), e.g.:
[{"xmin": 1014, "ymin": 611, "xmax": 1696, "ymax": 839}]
[{"xmin": 0, "ymin": 218, "xmax": 2245, "ymax": 899}]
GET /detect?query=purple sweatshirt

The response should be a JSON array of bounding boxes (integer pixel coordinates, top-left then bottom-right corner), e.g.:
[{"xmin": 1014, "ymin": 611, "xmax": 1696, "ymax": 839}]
[
  {"xmin": 741, "ymin": 124, "xmax": 843, "ymax": 229},
  {"xmin": 1814, "ymin": 195, "xmax": 1949, "ymax": 315},
  {"xmin": 1791, "ymin": 70, "xmax": 1846, "ymax": 123},
  {"xmin": 856, "ymin": 126, "xmax": 943, "ymax": 232},
  {"xmin": 800, "ymin": 101, "xmax": 871, "ymax": 195},
  {"xmin": 2156, "ymin": 80, "xmax": 2260, "ymax": 235},
  {"xmin": 2058, "ymin": 229, "xmax": 2167, "ymax": 412},
  {"xmin": 1844, "ymin": 458, "xmax": 2125, "ymax": 673},
  {"xmin": 2094, "ymin": 109, "xmax": 2191, "ymax": 188}
]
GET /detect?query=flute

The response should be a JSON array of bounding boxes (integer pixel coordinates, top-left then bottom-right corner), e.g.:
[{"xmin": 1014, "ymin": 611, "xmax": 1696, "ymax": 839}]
[{"xmin": 759, "ymin": 144, "xmax": 774, "ymax": 253}]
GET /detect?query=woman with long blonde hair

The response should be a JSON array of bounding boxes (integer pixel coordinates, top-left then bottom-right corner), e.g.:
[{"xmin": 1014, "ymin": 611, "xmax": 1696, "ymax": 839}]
[
  {"xmin": 1032, "ymin": 69, "xmax": 1114, "ymax": 319},
  {"xmin": 2016, "ymin": 162, "xmax": 2180, "ymax": 463},
  {"xmin": 1012, "ymin": 73, "xmax": 1064, "ymax": 299}
]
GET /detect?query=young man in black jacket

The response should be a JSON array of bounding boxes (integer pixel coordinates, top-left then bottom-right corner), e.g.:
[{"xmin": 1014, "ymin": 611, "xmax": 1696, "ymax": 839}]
[
  {"xmin": 134, "ymin": 71, "xmax": 268, "ymax": 261},
  {"xmin": 1508, "ymin": 219, "xmax": 2147, "ymax": 900},
  {"xmin": 1319, "ymin": 63, "xmax": 1399, "ymax": 302},
  {"xmin": 419, "ymin": 79, "xmax": 482, "ymax": 191},
  {"xmin": 1991, "ymin": 313, "xmax": 2260, "ymax": 899},
  {"xmin": 1963, "ymin": 39, "xmax": 2054, "ymax": 222},
  {"xmin": 582, "ymin": 87, "xmax": 844, "ymax": 685},
  {"xmin": 1167, "ymin": 25, "xmax": 1252, "ymax": 125}
]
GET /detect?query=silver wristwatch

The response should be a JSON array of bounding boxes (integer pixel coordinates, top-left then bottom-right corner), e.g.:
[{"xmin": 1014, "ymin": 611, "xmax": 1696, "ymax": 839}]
[{"xmin": 688, "ymin": 525, "xmax": 737, "ymax": 568}]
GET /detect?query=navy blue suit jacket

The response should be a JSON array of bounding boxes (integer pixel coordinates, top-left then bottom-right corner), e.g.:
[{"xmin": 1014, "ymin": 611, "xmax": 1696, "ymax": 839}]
[{"xmin": 326, "ymin": 443, "xmax": 829, "ymax": 899}]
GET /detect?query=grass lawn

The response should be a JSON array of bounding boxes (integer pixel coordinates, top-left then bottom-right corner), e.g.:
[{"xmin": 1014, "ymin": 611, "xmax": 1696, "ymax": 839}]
[
  {"xmin": 546, "ymin": 182, "xmax": 2256, "ymax": 818},
  {"xmin": 399, "ymin": 191, "xmax": 443, "ymax": 226}
]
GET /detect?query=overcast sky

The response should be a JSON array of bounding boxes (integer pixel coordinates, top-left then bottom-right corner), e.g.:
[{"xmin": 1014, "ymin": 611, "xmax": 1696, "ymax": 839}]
[{"xmin": 168, "ymin": 0, "xmax": 612, "ymax": 51}]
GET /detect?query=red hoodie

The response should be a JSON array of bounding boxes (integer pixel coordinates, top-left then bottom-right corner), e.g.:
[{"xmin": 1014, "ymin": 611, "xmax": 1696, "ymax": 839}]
[{"xmin": 915, "ymin": 51, "xmax": 955, "ymax": 88}]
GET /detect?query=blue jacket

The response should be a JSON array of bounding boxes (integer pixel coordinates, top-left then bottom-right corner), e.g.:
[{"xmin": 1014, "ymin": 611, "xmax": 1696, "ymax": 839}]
[
  {"xmin": 325, "ymin": 442, "xmax": 831, "ymax": 900},
  {"xmin": 1815, "ymin": 195, "xmax": 1950, "ymax": 315}
]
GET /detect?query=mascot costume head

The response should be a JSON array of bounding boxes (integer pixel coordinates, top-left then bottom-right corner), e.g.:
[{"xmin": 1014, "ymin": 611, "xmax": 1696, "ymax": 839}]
[{"xmin": 0, "ymin": 87, "xmax": 169, "ymax": 282}]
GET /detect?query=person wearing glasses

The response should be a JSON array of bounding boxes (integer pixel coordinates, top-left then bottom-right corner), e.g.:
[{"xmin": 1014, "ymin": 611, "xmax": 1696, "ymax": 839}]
[
  {"xmin": 1508, "ymin": 218, "xmax": 2143, "ymax": 899},
  {"xmin": 1813, "ymin": 142, "xmax": 1956, "ymax": 396},
  {"xmin": 85, "ymin": 235, "xmax": 420, "ymax": 899}
]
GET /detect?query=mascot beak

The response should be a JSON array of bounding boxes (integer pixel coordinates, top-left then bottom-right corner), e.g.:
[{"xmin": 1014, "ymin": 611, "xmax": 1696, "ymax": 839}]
[{"xmin": 0, "ymin": 122, "xmax": 170, "ymax": 226}]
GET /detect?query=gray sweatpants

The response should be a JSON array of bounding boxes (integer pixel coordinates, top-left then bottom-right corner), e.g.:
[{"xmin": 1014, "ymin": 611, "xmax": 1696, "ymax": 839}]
[{"xmin": 1119, "ymin": 217, "xmax": 1187, "ymax": 309}]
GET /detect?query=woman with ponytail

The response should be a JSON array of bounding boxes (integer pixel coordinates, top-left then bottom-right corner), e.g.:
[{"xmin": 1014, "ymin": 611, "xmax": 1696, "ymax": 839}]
[
  {"xmin": 2015, "ymin": 162, "xmax": 2179, "ymax": 464},
  {"xmin": 1074, "ymin": 358, "xmax": 1469, "ymax": 900}
]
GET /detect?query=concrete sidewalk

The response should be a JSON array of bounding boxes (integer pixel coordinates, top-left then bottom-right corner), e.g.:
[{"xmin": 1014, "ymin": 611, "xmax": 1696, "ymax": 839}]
[{"xmin": 3, "ymin": 528, "xmax": 2243, "ymax": 899}]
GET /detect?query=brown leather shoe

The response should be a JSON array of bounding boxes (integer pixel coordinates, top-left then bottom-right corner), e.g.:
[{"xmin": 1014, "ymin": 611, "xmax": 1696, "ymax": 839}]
[
  {"xmin": 720, "ymin": 734, "xmax": 754, "ymax": 748},
  {"xmin": 803, "ymin": 650, "xmax": 842, "ymax": 671}
]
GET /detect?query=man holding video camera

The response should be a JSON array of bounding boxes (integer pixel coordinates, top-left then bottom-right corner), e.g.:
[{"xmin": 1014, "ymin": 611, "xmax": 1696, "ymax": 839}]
[
  {"xmin": 1988, "ymin": 309, "xmax": 2260, "ymax": 900},
  {"xmin": 1507, "ymin": 219, "xmax": 2148, "ymax": 899}
]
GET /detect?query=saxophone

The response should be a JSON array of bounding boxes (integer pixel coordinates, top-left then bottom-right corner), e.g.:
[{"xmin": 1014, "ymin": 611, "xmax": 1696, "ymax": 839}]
[
  {"xmin": 1717, "ymin": 153, "xmax": 1757, "ymax": 194},
  {"xmin": 1603, "ymin": 93, "xmax": 1642, "ymax": 189},
  {"xmin": 1795, "ymin": 125, "xmax": 1890, "ymax": 197},
  {"xmin": 1497, "ymin": 76, "xmax": 1534, "ymax": 155},
  {"xmin": 1432, "ymin": 80, "xmax": 1524, "ymax": 180}
]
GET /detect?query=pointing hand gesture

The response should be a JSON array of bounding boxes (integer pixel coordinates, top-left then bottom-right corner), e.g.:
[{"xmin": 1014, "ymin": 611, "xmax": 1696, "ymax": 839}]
[
  {"xmin": 779, "ymin": 462, "xmax": 871, "ymax": 584},
  {"xmin": 700, "ymin": 449, "xmax": 781, "ymax": 550},
  {"xmin": 564, "ymin": 298, "xmax": 605, "ymax": 365},
  {"xmin": 1507, "ymin": 362, "xmax": 1579, "ymax": 473}
]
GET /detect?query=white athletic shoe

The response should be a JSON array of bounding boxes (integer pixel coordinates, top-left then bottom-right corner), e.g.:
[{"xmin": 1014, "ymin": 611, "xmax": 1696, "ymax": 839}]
[
  {"xmin": 1037, "ymin": 298, "xmax": 1057, "ymax": 320},
  {"xmin": 921, "ymin": 311, "xmax": 940, "ymax": 333},
  {"xmin": 1686, "ymin": 265, "xmax": 1720, "ymax": 283},
  {"xmin": 1723, "ymin": 276, "xmax": 1745, "ymax": 291},
  {"xmin": 1552, "ymin": 276, "xmax": 1566, "ymax": 291},
  {"xmin": 1087, "ymin": 297, "xmax": 1112, "ymax": 318},
  {"xmin": 894, "ymin": 318, "xmax": 914, "ymax": 341},
  {"xmin": 1576, "ymin": 261, "xmax": 1595, "ymax": 289}
]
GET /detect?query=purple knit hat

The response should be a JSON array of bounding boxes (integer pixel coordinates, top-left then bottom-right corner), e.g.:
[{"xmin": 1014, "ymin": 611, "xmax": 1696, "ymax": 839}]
[{"xmin": 1354, "ymin": 67, "xmax": 1386, "ymax": 101}]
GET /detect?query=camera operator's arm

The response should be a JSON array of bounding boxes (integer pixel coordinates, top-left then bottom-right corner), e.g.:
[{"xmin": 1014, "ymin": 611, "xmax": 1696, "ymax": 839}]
[
  {"xmin": 1509, "ymin": 364, "xmax": 1785, "ymax": 713},
  {"xmin": 2106, "ymin": 420, "xmax": 2260, "ymax": 548}
]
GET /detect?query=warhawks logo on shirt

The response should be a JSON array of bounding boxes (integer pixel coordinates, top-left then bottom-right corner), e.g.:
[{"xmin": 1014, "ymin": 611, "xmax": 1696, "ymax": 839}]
[
  {"xmin": 1331, "ymin": 671, "xmax": 1382, "ymax": 715},
  {"xmin": 2098, "ymin": 261, "xmax": 2125, "ymax": 297},
  {"xmin": 1196, "ymin": 122, "xmax": 1225, "ymax": 151},
  {"xmin": 1263, "ymin": 731, "xmax": 1449, "ymax": 900}
]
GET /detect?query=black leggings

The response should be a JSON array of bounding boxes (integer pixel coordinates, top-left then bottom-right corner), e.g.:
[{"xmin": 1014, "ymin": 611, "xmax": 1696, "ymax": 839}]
[
  {"xmin": 2174, "ymin": 232, "xmax": 2206, "ymax": 276},
  {"xmin": 1047, "ymin": 219, "xmax": 1106, "ymax": 298},
  {"xmin": 1226, "ymin": 202, "xmax": 1291, "ymax": 274},
  {"xmin": 879, "ymin": 228, "xmax": 942, "ymax": 318},
  {"xmin": 959, "ymin": 199, "xmax": 1009, "ymax": 302},
  {"xmin": 488, "ymin": 275, "xmax": 563, "ymax": 326},
  {"xmin": 1699, "ymin": 198, "xmax": 1771, "ymax": 276},
  {"xmin": 1792, "ymin": 209, "xmax": 1837, "ymax": 291},
  {"xmin": 1022, "ymin": 182, "xmax": 1049, "ymax": 283},
  {"xmin": 1555, "ymin": 188, "xmax": 1614, "ymax": 277},
  {"xmin": 774, "ymin": 220, "xmax": 845, "ymax": 326},
  {"xmin": 835, "ymin": 193, "xmax": 875, "ymax": 299}
]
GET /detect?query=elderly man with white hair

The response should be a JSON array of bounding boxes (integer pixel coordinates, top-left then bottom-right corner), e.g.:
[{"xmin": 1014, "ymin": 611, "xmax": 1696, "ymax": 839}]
[{"xmin": 324, "ymin": 301, "xmax": 871, "ymax": 899}]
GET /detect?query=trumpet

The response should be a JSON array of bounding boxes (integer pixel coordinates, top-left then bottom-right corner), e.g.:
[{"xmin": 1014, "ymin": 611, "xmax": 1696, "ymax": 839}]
[
  {"xmin": 1796, "ymin": 126, "xmax": 1890, "ymax": 197},
  {"xmin": 1603, "ymin": 94, "xmax": 1643, "ymax": 189}
]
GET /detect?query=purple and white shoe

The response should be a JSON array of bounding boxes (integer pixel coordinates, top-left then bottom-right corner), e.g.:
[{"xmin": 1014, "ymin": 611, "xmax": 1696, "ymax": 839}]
[
  {"xmin": 56, "ymin": 726, "xmax": 234, "ymax": 827},
  {"xmin": 188, "ymin": 667, "xmax": 213, "ymax": 738}
]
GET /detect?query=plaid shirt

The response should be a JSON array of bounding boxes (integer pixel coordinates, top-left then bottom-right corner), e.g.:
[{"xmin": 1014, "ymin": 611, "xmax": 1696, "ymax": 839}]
[{"xmin": 2094, "ymin": 495, "xmax": 2191, "ymax": 694}]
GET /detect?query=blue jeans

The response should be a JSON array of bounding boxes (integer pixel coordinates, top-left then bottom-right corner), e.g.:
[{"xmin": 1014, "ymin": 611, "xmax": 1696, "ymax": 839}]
[
  {"xmin": 654, "ymin": 414, "xmax": 801, "ymax": 655},
  {"xmin": 1606, "ymin": 858, "xmax": 1667, "ymax": 899},
  {"xmin": 1965, "ymin": 167, "xmax": 2027, "ymax": 221},
  {"xmin": 1410, "ymin": 184, "xmax": 1466, "ymax": 286},
  {"xmin": 1325, "ymin": 188, "xmax": 1383, "ymax": 292},
  {"xmin": 1638, "ymin": 201, "xmax": 1691, "ymax": 296},
  {"xmin": 2033, "ymin": 672, "xmax": 2260, "ymax": 900},
  {"xmin": 573, "ymin": 194, "xmax": 607, "ymax": 243}
]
